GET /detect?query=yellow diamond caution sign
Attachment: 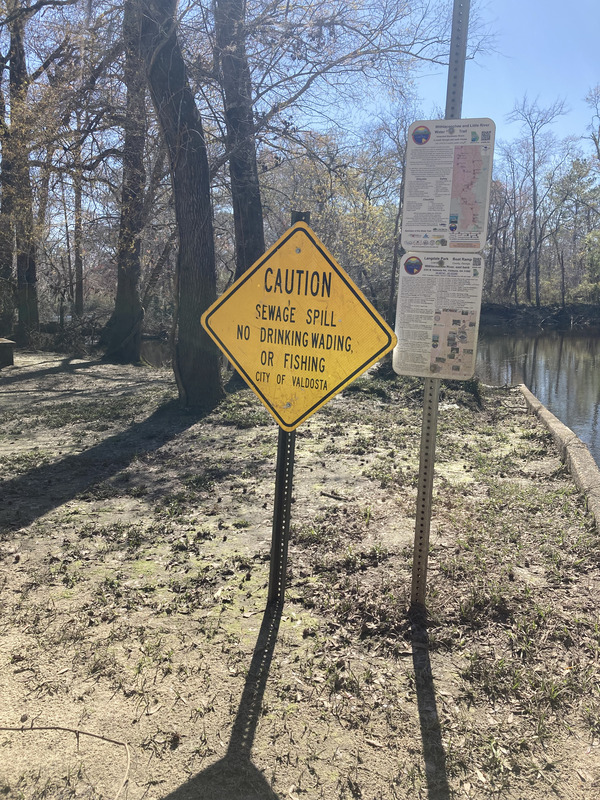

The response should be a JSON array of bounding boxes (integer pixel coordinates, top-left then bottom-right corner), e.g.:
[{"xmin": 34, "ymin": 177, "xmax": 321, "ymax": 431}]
[{"xmin": 201, "ymin": 222, "xmax": 397, "ymax": 431}]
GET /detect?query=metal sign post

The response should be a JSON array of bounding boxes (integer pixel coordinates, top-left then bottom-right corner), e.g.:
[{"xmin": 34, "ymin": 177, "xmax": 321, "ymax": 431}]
[
  {"xmin": 201, "ymin": 211, "xmax": 396, "ymax": 606},
  {"xmin": 412, "ymin": 377, "xmax": 440, "ymax": 605},
  {"xmin": 445, "ymin": 0, "xmax": 470, "ymax": 121},
  {"xmin": 411, "ymin": 0, "xmax": 470, "ymax": 607},
  {"xmin": 267, "ymin": 211, "xmax": 306, "ymax": 605},
  {"xmin": 268, "ymin": 425, "xmax": 296, "ymax": 604}
]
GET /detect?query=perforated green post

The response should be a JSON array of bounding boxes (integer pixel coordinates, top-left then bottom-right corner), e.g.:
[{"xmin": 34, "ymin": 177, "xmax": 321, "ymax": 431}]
[
  {"xmin": 411, "ymin": 377, "xmax": 440, "ymax": 606},
  {"xmin": 268, "ymin": 427, "xmax": 296, "ymax": 605},
  {"xmin": 267, "ymin": 210, "xmax": 308, "ymax": 606}
]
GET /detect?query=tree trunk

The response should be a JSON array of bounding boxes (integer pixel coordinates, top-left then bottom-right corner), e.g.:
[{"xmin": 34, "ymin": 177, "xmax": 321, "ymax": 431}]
[
  {"xmin": 14, "ymin": 183, "xmax": 39, "ymax": 342},
  {"xmin": 532, "ymin": 139, "xmax": 540, "ymax": 308},
  {"xmin": 215, "ymin": 0, "xmax": 265, "ymax": 279},
  {"xmin": 101, "ymin": 0, "xmax": 146, "ymax": 362},
  {"xmin": 512, "ymin": 209, "xmax": 519, "ymax": 306},
  {"xmin": 73, "ymin": 136, "xmax": 84, "ymax": 318},
  {"xmin": 9, "ymin": 2, "xmax": 38, "ymax": 343},
  {"xmin": 140, "ymin": 0, "xmax": 222, "ymax": 407},
  {"xmin": 0, "ymin": 149, "xmax": 15, "ymax": 337},
  {"xmin": 142, "ymin": 228, "xmax": 177, "ymax": 309},
  {"xmin": 524, "ymin": 227, "xmax": 532, "ymax": 305},
  {"xmin": 552, "ymin": 232, "xmax": 566, "ymax": 309},
  {"xmin": 386, "ymin": 197, "xmax": 403, "ymax": 327}
]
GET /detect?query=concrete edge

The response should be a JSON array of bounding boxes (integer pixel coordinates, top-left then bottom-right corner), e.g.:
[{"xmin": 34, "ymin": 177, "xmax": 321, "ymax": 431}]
[{"xmin": 519, "ymin": 384, "xmax": 600, "ymax": 531}]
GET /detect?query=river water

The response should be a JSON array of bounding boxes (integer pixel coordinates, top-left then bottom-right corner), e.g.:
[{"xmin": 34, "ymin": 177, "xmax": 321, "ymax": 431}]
[{"xmin": 476, "ymin": 331, "xmax": 600, "ymax": 467}]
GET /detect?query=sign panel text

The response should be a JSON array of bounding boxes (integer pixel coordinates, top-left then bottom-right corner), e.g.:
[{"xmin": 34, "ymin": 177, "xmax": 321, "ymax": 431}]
[{"xmin": 202, "ymin": 223, "xmax": 397, "ymax": 430}]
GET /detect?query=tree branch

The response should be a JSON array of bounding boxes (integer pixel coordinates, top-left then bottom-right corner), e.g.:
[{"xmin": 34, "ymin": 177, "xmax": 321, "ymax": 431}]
[{"xmin": 0, "ymin": 724, "xmax": 130, "ymax": 800}]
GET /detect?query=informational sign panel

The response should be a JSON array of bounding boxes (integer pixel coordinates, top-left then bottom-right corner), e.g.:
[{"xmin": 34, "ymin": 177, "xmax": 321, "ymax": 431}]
[
  {"xmin": 393, "ymin": 252, "xmax": 484, "ymax": 379},
  {"xmin": 202, "ymin": 223, "xmax": 396, "ymax": 431},
  {"xmin": 402, "ymin": 118, "xmax": 495, "ymax": 252}
]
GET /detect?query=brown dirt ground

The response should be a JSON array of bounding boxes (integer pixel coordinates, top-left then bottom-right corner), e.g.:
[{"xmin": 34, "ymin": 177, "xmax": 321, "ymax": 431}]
[{"xmin": 1, "ymin": 352, "xmax": 599, "ymax": 800}]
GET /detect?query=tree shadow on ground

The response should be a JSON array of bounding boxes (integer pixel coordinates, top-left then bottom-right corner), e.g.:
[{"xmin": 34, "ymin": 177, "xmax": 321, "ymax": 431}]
[
  {"xmin": 411, "ymin": 608, "xmax": 451, "ymax": 800},
  {"xmin": 162, "ymin": 602, "xmax": 283, "ymax": 800},
  {"xmin": 0, "ymin": 356, "xmax": 172, "ymax": 400},
  {"xmin": 0, "ymin": 400, "xmax": 212, "ymax": 534},
  {"xmin": 0, "ymin": 356, "xmax": 105, "ymax": 388}
]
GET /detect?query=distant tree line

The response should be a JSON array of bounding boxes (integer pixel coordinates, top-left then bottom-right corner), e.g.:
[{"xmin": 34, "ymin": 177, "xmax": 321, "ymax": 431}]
[{"xmin": 486, "ymin": 94, "xmax": 600, "ymax": 309}]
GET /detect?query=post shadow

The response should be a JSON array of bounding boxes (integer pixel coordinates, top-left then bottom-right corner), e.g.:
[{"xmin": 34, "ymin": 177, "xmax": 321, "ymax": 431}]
[
  {"xmin": 410, "ymin": 606, "xmax": 451, "ymax": 800},
  {"xmin": 0, "ymin": 400, "xmax": 212, "ymax": 534},
  {"xmin": 162, "ymin": 602, "xmax": 284, "ymax": 800}
]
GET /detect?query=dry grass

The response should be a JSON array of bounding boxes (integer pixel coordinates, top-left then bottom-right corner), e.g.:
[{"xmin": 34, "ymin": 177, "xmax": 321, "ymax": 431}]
[{"xmin": 0, "ymin": 353, "xmax": 599, "ymax": 799}]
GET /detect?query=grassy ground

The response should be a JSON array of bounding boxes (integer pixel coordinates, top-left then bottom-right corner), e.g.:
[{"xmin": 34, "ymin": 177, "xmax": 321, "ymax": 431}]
[{"xmin": 0, "ymin": 352, "xmax": 599, "ymax": 799}]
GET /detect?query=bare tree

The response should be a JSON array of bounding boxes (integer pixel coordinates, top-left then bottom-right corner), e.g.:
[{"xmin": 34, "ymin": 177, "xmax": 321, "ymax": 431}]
[
  {"xmin": 186, "ymin": 0, "xmax": 475, "ymax": 282},
  {"xmin": 507, "ymin": 96, "xmax": 567, "ymax": 307},
  {"xmin": 0, "ymin": 0, "xmax": 77, "ymax": 342},
  {"xmin": 139, "ymin": 0, "xmax": 222, "ymax": 408},
  {"xmin": 585, "ymin": 85, "xmax": 600, "ymax": 180},
  {"xmin": 100, "ymin": 0, "xmax": 146, "ymax": 363},
  {"xmin": 214, "ymin": 0, "xmax": 265, "ymax": 279}
]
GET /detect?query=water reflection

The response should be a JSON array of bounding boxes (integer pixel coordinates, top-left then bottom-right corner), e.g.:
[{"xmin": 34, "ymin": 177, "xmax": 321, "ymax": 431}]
[{"xmin": 476, "ymin": 332, "xmax": 600, "ymax": 467}]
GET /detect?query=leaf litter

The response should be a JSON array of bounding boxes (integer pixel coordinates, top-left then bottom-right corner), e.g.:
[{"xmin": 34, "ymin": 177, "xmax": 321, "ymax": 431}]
[{"xmin": 0, "ymin": 352, "xmax": 599, "ymax": 798}]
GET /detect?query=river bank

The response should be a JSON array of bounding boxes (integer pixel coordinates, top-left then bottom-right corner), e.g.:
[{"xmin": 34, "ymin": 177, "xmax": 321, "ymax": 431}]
[
  {"xmin": 480, "ymin": 303, "xmax": 600, "ymax": 332},
  {"xmin": 1, "ymin": 353, "xmax": 600, "ymax": 799},
  {"xmin": 476, "ymin": 323, "xmax": 600, "ymax": 469}
]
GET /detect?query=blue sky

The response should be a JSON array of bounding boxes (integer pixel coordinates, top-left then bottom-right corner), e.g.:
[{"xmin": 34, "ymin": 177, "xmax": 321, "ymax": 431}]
[{"xmin": 417, "ymin": 0, "xmax": 598, "ymax": 150}]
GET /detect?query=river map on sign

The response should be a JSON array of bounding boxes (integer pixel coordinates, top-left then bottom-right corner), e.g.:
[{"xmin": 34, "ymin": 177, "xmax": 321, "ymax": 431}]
[{"xmin": 449, "ymin": 145, "xmax": 491, "ymax": 233}]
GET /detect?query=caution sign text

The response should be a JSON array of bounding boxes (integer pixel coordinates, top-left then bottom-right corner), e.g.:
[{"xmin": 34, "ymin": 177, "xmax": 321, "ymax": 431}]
[{"xmin": 202, "ymin": 223, "xmax": 397, "ymax": 430}]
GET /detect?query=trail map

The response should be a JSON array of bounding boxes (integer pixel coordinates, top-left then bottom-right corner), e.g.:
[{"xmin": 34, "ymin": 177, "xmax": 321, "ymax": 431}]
[
  {"xmin": 393, "ymin": 253, "xmax": 484, "ymax": 380},
  {"xmin": 401, "ymin": 119, "xmax": 495, "ymax": 252}
]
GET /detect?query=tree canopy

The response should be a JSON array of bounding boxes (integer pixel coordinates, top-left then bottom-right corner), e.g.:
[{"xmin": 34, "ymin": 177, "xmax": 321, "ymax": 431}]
[{"xmin": 0, "ymin": 1, "xmax": 598, "ymax": 403}]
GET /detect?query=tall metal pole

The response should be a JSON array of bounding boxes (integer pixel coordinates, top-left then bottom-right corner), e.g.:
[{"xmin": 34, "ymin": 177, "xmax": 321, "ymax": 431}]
[
  {"xmin": 411, "ymin": 0, "xmax": 470, "ymax": 607},
  {"xmin": 445, "ymin": 0, "xmax": 470, "ymax": 120}
]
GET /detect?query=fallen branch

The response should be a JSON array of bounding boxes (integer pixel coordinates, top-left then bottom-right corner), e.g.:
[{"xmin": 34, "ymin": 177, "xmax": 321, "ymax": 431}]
[
  {"xmin": 319, "ymin": 490, "xmax": 352, "ymax": 502},
  {"xmin": 0, "ymin": 724, "xmax": 131, "ymax": 800}
]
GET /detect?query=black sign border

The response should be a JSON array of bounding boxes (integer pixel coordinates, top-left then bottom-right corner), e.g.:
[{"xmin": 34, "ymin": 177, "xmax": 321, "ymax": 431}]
[{"xmin": 203, "ymin": 225, "xmax": 394, "ymax": 430}]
